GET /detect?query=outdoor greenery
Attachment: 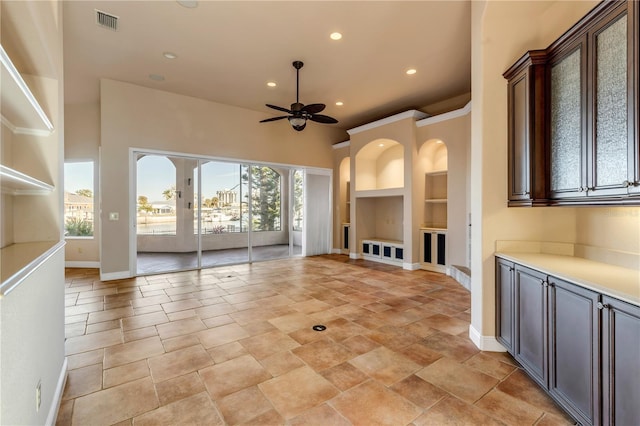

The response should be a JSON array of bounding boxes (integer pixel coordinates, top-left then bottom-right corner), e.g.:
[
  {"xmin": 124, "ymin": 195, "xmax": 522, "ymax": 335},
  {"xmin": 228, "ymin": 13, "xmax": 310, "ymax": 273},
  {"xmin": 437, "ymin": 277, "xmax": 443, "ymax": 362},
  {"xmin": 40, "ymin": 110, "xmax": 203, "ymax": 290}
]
[
  {"xmin": 242, "ymin": 165, "xmax": 281, "ymax": 231},
  {"xmin": 65, "ymin": 217, "xmax": 93, "ymax": 237},
  {"xmin": 75, "ymin": 189, "xmax": 93, "ymax": 198}
]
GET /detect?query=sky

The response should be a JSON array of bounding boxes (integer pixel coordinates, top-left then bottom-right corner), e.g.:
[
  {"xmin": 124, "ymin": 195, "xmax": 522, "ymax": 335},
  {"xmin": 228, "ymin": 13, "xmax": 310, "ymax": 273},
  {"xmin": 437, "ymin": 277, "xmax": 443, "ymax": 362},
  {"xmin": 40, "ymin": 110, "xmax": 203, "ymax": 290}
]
[
  {"xmin": 64, "ymin": 161, "xmax": 93, "ymax": 193},
  {"xmin": 136, "ymin": 155, "xmax": 241, "ymax": 203}
]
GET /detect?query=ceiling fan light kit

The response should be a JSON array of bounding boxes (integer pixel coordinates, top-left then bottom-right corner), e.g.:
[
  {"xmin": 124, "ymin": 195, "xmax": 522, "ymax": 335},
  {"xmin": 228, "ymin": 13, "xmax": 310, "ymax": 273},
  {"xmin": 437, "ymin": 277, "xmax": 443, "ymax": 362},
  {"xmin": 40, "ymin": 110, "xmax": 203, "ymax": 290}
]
[{"xmin": 260, "ymin": 60, "xmax": 338, "ymax": 132}]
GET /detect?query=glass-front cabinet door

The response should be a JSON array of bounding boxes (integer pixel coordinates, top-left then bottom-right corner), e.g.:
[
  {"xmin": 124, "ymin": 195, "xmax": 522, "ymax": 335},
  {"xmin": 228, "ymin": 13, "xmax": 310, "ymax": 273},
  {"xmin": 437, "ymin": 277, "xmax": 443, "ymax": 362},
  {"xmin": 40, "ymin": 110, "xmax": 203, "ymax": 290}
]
[
  {"xmin": 591, "ymin": 10, "xmax": 631, "ymax": 196},
  {"xmin": 549, "ymin": 41, "xmax": 587, "ymax": 199}
]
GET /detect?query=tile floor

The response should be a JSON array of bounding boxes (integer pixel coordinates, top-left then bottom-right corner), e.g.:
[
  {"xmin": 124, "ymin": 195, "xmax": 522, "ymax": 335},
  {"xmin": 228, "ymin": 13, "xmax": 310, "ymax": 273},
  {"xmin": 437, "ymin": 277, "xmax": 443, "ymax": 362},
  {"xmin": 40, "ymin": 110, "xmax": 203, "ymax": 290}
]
[{"xmin": 57, "ymin": 255, "xmax": 575, "ymax": 426}]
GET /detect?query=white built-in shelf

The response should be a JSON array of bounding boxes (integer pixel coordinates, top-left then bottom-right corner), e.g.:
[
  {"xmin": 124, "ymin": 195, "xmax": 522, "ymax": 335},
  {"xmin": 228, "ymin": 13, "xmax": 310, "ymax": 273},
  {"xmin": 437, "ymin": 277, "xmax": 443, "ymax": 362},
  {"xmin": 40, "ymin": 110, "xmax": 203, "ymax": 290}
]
[
  {"xmin": 355, "ymin": 188, "xmax": 404, "ymax": 198},
  {"xmin": 425, "ymin": 199, "xmax": 447, "ymax": 203},
  {"xmin": 0, "ymin": 165, "xmax": 54, "ymax": 195},
  {"xmin": 425, "ymin": 170, "xmax": 448, "ymax": 176},
  {"xmin": 0, "ymin": 240, "xmax": 64, "ymax": 295},
  {"xmin": 0, "ymin": 44, "xmax": 54, "ymax": 136}
]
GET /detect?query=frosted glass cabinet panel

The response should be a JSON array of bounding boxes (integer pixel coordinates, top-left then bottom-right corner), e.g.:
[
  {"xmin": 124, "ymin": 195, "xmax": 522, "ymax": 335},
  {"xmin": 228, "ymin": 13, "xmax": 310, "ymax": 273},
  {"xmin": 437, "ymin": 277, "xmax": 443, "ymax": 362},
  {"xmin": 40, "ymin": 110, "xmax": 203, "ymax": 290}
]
[
  {"xmin": 550, "ymin": 46, "xmax": 584, "ymax": 195},
  {"xmin": 594, "ymin": 15, "xmax": 628, "ymax": 189}
]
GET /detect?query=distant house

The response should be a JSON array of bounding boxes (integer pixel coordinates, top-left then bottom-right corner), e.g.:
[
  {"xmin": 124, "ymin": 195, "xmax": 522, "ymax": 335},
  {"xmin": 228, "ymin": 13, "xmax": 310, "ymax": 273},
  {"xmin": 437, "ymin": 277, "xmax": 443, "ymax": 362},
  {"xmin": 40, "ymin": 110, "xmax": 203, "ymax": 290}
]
[
  {"xmin": 150, "ymin": 200, "xmax": 175, "ymax": 214},
  {"xmin": 64, "ymin": 191, "xmax": 94, "ymax": 221}
]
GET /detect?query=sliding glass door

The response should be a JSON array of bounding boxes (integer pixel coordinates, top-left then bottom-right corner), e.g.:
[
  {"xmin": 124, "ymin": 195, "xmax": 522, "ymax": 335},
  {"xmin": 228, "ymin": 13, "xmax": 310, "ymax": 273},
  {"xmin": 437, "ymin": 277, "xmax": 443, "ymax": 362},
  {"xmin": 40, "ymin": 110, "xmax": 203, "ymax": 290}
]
[
  {"xmin": 134, "ymin": 151, "xmax": 329, "ymax": 275},
  {"xmin": 197, "ymin": 161, "xmax": 249, "ymax": 269}
]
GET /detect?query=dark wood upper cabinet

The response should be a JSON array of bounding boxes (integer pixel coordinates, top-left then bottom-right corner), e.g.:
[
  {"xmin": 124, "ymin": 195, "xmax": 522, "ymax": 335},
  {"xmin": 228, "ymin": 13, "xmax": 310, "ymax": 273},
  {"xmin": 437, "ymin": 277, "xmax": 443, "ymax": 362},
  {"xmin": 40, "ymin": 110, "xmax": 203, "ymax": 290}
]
[
  {"xmin": 504, "ymin": 51, "xmax": 548, "ymax": 206},
  {"xmin": 505, "ymin": 0, "xmax": 639, "ymax": 206}
]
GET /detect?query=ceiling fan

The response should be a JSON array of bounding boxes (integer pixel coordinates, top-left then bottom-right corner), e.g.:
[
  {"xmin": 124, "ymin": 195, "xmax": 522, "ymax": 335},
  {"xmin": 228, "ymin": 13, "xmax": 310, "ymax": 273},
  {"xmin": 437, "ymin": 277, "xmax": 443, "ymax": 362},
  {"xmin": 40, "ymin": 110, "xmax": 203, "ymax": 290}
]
[{"xmin": 260, "ymin": 61, "xmax": 338, "ymax": 131}]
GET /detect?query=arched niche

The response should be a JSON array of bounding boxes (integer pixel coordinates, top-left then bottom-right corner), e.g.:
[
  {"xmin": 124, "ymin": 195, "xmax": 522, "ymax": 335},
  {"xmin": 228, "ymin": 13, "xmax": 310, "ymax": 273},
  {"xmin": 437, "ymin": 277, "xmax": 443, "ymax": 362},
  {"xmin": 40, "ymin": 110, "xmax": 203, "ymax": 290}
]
[
  {"xmin": 355, "ymin": 138, "xmax": 404, "ymax": 191},
  {"xmin": 419, "ymin": 139, "xmax": 448, "ymax": 173}
]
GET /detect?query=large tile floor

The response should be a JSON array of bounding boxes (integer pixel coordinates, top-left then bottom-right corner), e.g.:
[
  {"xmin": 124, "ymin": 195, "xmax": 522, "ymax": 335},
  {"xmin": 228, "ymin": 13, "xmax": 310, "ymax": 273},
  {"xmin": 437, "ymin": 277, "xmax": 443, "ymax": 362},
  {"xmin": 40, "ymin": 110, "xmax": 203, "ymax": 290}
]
[{"xmin": 57, "ymin": 255, "xmax": 574, "ymax": 426}]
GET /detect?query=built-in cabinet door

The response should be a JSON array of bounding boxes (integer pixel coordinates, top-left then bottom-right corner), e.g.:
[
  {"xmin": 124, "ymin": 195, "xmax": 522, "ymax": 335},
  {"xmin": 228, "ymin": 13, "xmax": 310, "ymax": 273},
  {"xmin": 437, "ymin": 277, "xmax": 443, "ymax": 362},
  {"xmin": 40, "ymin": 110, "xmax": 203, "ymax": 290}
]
[
  {"xmin": 495, "ymin": 258, "xmax": 515, "ymax": 352},
  {"xmin": 548, "ymin": 277, "xmax": 600, "ymax": 426},
  {"xmin": 602, "ymin": 296, "xmax": 640, "ymax": 426},
  {"xmin": 548, "ymin": 38, "xmax": 588, "ymax": 200},
  {"xmin": 514, "ymin": 265, "xmax": 548, "ymax": 387},
  {"xmin": 590, "ymin": 7, "xmax": 634, "ymax": 197},
  {"xmin": 504, "ymin": 50, "xmax": 547, "ymax": 206},
  {"xmin": 420, "ymin": 229, "xmax": 446, "ymax": 273}
]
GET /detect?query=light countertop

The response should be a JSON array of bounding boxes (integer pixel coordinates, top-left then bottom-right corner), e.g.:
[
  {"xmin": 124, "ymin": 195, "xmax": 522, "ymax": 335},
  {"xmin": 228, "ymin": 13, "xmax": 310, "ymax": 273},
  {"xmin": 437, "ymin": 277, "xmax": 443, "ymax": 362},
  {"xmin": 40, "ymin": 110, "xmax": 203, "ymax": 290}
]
[{"xmin": 495, "ymin": 252, "xmax": 640, "ymax": 306}]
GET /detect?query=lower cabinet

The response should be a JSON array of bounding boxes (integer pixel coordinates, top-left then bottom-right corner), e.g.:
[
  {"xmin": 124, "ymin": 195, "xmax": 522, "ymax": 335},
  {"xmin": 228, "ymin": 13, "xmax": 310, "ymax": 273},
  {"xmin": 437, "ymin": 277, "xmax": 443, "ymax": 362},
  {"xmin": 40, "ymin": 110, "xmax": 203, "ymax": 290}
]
[
  {"xmin": 342, "ymin": 223, "xmax": 350, "ymax": 253},
  {"xmin": 514, "ymin": 265, "xmax": 548, "ymax": 388},
  {"xmin": 495, "ymin": 258, "xmax": 515, "ymax": 353},
  {"xmin": 362, "ymin": 239, "xmax": 403, "ymax": 266},
  {"xmin": 548, "ymin": 276, "xmax": 600, "ymax": 426},
  {"xmin": 602, "ymin": 296, "xmax": 640, "ymax": 426},
  {"xmin": 420, "ymin": 228, "xmax": 447, "ymax": 273},
  {"xmin": 495, "ymin": 256, "xmax": 639, "ymax": 426}
]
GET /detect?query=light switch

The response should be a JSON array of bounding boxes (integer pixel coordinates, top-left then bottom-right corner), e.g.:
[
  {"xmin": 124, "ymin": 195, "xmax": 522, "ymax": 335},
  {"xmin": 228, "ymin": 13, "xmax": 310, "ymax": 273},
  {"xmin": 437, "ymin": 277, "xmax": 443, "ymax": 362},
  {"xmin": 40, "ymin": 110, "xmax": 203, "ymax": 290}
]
[{"xmin": 109, "ymin": 212, "xmax": 119, "ymax": 221}]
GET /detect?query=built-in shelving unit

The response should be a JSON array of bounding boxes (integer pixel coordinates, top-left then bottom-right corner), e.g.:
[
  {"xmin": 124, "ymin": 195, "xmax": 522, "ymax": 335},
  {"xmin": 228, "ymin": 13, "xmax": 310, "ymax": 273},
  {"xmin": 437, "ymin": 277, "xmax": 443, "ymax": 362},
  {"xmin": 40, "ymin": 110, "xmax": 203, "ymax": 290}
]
[
  {"xmin": 424, "ymin": 170, "xmax": 448, "ymax": 229},
  {"xmin": 0, "ymin": 45, "xmax": 54, "ymax": 135},
  {"xmin": 0, "ymin": 42, "xmax": 60, "ymax": 295},
  {"xmin": 1, "ymin": 165, "xmax": 54, "ymax": 195}
]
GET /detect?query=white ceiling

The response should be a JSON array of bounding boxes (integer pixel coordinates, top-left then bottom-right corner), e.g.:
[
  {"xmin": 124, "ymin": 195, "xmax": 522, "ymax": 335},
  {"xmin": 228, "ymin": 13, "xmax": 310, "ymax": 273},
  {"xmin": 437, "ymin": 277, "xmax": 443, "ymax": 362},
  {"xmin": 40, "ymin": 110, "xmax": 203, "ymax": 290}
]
[{"xmin": 62, "ymin": 1, "xmax": 471, "ymax": 131}]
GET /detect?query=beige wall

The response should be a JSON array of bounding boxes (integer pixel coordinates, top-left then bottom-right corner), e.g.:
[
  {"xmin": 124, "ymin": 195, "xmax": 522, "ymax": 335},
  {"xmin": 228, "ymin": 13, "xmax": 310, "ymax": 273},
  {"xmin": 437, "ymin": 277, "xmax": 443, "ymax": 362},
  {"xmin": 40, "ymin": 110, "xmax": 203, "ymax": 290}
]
[
  {"xmin": 64, "ymin": 102, "xmax": 101, "ymax": 264},
  {"xmin": 471, "ymin": 0, "xmax": 604, "ymax": 343},
  {"xmin": 100, "ymin": 79, "xmax": 344, "ymax": 276},
  {"xmin": 332, "ymin": 146, "xmax": 350, "ymax": 250}
]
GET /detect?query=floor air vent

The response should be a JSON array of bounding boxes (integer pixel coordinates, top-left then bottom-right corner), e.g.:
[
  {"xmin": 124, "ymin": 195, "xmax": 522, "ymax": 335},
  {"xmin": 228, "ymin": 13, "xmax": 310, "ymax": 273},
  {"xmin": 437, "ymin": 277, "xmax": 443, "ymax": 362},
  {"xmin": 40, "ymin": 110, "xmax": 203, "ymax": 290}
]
[{"xmin": 95, "ymin": 10, "xmax": 118, "ymax": 31}]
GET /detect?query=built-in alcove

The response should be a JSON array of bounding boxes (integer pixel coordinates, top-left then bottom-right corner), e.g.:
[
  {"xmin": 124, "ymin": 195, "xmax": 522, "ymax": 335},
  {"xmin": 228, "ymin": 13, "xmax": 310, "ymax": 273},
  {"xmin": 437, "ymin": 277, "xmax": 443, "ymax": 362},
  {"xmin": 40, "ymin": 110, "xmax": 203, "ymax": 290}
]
[
  {"xmin": 354, "ymin": 139, "xmax": 404, "ymax": 192},
  {"xmin": 420, "ymin": 139, "xmax": 448, "ymax": 229}
]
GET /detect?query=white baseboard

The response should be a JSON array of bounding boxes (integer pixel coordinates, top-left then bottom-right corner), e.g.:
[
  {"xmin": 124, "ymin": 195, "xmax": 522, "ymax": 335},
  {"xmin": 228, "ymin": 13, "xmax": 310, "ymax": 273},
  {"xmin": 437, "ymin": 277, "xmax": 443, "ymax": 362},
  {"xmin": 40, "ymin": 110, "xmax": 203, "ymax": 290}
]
[
  {"xmin": 331, "ymin": 248, "xmax": 342, "ymax": 254},
  {"xmin": 46, "ymin": 357, "xmax": 67, "ymax": 426},
  {"xmin": 468, "ymin": 324, "xmax": 507, "ymax": 352},
  {"xmin": 65, "ymin": 261, "xmax": 100, "ymax": 268},
  {"xmin": 100, "ymin": 270, "xmax": 131, "ymax": 281},
  {"xmin": 403, "ymin": 262, "xmax": 421, "ymax": 270},
  {"xmin": 349, "ymin": 252, "xmax": 360, "ymax": 260}
]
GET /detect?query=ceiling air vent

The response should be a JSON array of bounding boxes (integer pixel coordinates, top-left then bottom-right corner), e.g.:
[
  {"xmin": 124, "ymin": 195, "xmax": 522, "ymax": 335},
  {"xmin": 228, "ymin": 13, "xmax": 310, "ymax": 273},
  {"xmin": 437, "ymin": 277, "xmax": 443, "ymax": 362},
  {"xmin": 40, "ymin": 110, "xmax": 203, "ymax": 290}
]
[{"xmin": 95, "ymin": 10, "xmax": 119, "ymax": 31}]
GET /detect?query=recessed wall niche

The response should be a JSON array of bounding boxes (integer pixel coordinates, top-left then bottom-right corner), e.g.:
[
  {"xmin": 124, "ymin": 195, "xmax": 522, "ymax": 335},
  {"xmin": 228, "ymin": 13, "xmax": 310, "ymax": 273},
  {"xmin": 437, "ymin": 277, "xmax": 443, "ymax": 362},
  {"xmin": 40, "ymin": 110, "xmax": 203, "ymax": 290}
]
[
  {"xmin": 420, "ymin": 139, "xmax": 448, "ymax": 229},
  {"xmin": 355, "ymin": 139, "xmax": 404, "ymax": 191}
]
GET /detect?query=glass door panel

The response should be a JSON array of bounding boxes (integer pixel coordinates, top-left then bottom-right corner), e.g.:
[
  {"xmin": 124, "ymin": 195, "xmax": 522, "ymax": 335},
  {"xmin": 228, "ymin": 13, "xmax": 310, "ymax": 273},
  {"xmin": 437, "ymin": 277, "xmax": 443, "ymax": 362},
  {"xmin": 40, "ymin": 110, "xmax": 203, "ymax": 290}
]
[
  {"xmin": 198, "ymin": 160, "xmax": 248, "ymax": 268},
  {"xmin": 136, "ymin": 154, "xmax": 198, "ymax": 274},
  {"xmin": 291, "ymin": 169, "xmax": 304, "ymax": 256},
  {"xmin": 246, "ymin": 165, "xmax": 289, "ymax": 262}
]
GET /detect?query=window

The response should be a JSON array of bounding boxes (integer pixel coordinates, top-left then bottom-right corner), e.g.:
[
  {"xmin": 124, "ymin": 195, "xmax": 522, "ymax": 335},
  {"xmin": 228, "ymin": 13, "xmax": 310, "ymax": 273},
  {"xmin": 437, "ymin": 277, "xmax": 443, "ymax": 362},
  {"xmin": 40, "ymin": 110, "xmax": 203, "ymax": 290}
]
[{"xmin": 64, "ymin": 161, "xmax": 94, "ymax": 237}]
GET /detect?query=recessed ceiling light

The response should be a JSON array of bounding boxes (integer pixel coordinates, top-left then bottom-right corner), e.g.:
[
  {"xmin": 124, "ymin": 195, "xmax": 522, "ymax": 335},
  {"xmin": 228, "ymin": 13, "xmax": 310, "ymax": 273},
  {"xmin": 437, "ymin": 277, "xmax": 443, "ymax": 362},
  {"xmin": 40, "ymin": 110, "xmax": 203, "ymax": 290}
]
[
  {"xmin": 406, "ymin": 68, "xmax": 417, "ymax": 75},
  {"xmin": 330, "ymin": 32, "xmax": 342, "ymax": 41},
  {"xmin": 436, "ymin": 140, "xmax": 443, "ymax": 144},
  {"xmin": 177, "ymin": 0, "xmax": 198, "ymax": 8},
  {"xmin": 379, "ymin": 143, "xmax": 385, "ymax": 147},
  {"xmin": 335, "ymin": 101, "xmax": 344, "ymax": 106},
  {"xmin": 267, "ymin": 81, "xmax": 277, "ymax": 87},
  {"xmin": 163, "ymin": 52, "xmax": 177, "ymax": 59},
  {"xmin": 149, "ymin": 74, "xmax": 165, "ymax": 81}
]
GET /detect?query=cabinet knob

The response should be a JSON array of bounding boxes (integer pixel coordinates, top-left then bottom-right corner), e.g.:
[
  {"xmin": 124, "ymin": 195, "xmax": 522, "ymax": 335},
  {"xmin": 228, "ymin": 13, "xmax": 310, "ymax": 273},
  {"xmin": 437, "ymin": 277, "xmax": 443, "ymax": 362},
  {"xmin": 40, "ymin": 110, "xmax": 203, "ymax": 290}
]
[
  {"xmin": 623, "ymin": 180, "xmax": 630, "ymax": 188},
  {"xmin": 597, "ymin": 302, "xmax": 610, "ymax": 310}
]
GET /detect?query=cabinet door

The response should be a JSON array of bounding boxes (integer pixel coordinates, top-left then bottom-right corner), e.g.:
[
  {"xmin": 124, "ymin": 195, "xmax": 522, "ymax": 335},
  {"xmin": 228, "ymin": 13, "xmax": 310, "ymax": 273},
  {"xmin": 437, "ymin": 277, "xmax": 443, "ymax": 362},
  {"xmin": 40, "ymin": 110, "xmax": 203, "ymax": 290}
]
[
  {"xmin": 602, "ymin": 296, "xmax": 640, "ymax": 426},
  {"xmin": 590, "ymin": 8, "xmax": 632, "ymax": 197},
  {"xmin": 549, "ymin": 39, "xmax": 588, "ymax": 200},
  {"xmin": 504, "ymin": 50, "xmax": 547, "ymax": 206},
  {"xmin": 422, "ymin": 231, "xmax": 432, "ymax": 263},
  {"xmin": 495, "ymin": 258, "xmax": 515, "ymax": 352},
  {"xmin": 342, "ymin": 225, "xmax": 349, "ymax": 251},
  {"xmin": 548, "ymin": 277, "xmax": 600, "ymax": 426},
  {"xmin": 514, "ymin": 265, "xmax": 548, "ymax": 387}
]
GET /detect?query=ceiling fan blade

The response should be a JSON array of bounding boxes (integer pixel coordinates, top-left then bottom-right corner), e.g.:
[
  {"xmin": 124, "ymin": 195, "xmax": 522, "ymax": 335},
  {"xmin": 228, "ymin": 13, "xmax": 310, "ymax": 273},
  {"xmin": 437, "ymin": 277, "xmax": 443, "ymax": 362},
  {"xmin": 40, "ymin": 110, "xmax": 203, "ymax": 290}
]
[
  {"xmin": 301, "ymin": 103, "xmax": 326, "ymax": 114},
  {"xmin": 266, "ymin": 104, "xmax": 292, "ymax": 114},
  {"xmin": 260, "ymin": 116, "xmax": 289, "ymax": 123},
  {"xmin": 309, "ymin": 114, "xmax": 338, "ymax": 124}
]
